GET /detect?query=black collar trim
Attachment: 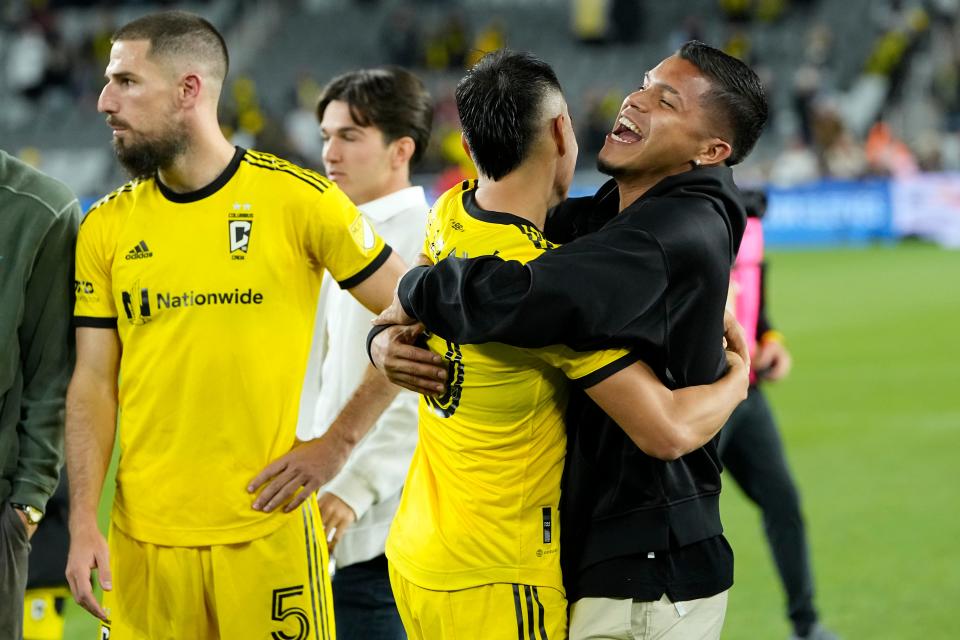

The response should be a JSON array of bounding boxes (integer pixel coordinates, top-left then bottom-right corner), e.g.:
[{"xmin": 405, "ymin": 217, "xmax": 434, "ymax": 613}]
[
  {"xmin": 462, "ymin": 188, "xmax": 539, "ymax": 229},
  {"xmin": 156, "ymin": 146, "xmax": 244, "ymax": 203}
]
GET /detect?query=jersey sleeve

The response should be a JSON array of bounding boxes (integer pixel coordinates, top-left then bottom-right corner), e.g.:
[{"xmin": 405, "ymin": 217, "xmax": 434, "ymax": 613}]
[
  {"xmin": 74, "ymin": 208, "xmax": 118, "ymax": 326},
  {"xmin": 306, "ymin": 184, "xmax": 392, "ymax": 289},
  {"xmin": 421, "ymin": 210, "xmax": 435, "ymax": 263},
  {"xmin": 533, "ymin": 346, "xmax": 641, "ymax": 389}
]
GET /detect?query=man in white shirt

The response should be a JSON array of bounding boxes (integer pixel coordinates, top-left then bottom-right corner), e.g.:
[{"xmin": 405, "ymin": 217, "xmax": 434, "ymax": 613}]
[{"xmin": 297, "ymin": 67, "xmax": 432, "ymax": 639}]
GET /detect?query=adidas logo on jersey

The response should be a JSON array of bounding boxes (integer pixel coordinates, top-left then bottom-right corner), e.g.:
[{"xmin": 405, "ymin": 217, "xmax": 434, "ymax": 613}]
[{"xmin": 125, "ymin": 240, "xmax": 154, "ymax": 260}]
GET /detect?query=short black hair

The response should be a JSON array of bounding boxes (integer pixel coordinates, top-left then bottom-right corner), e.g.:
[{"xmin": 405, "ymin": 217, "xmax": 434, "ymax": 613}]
[
  {"xmin": 316, "ymin": 67, "xmax": 433, "ymax": 166},
  {"xmin": 113, "ymin": 11, "xmax": 229, "ymax": 82},
  {"xmin": 678, "ymin": 40, "xmax": 767, "ymax": 166},
  {"xmin": 456, "ymin": 49, "xmax": 562, "ymax": 180}
]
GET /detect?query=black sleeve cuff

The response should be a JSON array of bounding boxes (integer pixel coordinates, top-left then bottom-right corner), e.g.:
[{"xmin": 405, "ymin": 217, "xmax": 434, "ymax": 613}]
[
  {"xmin": 397, "ymin": 265, "xmax": 430, "ymax": 321},
  {"xmin": 574, "ymin": 351, "xmax": 644, "ymax": 389},
  {"xmin": 73, "ymin": 316, "xmax": 118, "ymax": 329},
  {"xmin": 338, "ymin": 244, "xmax": 393, "ymax": 290}
]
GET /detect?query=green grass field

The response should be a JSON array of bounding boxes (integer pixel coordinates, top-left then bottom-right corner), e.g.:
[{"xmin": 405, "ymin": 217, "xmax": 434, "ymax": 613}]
[{"xmin": 60, "ymin": 243, "xmax": 960, "ymax": 639}]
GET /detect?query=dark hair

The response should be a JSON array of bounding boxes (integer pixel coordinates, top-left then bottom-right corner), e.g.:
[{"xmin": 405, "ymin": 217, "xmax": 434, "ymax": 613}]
[
  {"xmin": 455, "ymin": 49, "xmax": 562, "ymax": 180},
  {"xmin": 316, "ymin": 67, "xmax": 433, "ymax": 166},
  {"xmin": 113, "ymin": 11, "xmax": 229, "ymax": 82},
  {"xmin": 678, "ymin": 41, "xmax": 767, "ymax": 166}
]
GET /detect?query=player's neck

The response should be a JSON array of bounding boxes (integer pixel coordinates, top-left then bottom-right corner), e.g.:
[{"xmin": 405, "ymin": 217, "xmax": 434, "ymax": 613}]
[
  {"xmin": 615, "ymin": 163, "xmax": 694, "ymax": 212},
  {"xmin": 157, "ymin": 128, "xmax": 236, "ymax": 195},
  {"xmin": 474, "ymin": 166, "xmax": 552, "ymax": 230}
]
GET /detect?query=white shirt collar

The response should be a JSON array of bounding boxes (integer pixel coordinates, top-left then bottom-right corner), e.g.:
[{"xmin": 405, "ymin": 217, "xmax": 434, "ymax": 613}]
[{"xmin": 359, "ymin": 186, "xmax": 428, "ymax": 223}]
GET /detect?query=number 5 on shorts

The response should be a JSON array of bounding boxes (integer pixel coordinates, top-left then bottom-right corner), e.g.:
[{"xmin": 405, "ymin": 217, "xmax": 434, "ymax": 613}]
[{"xmin": 271, "ymin": 585, "xmax": 309, "ymax": 640}]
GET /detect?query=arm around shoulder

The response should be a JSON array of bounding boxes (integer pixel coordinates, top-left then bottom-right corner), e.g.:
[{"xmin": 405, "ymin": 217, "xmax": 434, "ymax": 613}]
[{"xmin": 398, "ymin": 223, "xmax": 669, "ymax": 349}]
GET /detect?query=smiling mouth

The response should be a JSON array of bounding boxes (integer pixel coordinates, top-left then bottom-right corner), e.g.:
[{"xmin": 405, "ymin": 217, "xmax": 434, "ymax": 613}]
[{"xmin": 610, "ymin": 116, "xmax": 643, "ymax": 144}]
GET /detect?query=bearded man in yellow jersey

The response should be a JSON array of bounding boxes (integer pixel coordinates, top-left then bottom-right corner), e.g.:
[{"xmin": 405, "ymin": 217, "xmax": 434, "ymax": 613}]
[
  {"xmin": 64, "ymin": 11, "xmax": 407, "ymax": 639},
  {"xmin": 381, "ymin": 50, "xmax": 749, "ymax": 640}
]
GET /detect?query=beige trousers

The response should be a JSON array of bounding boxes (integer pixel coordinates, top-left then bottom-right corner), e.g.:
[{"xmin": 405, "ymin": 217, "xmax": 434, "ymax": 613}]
[{"xmin": 569, "ymin": 590, "xmax": 729, "ymax": 640}]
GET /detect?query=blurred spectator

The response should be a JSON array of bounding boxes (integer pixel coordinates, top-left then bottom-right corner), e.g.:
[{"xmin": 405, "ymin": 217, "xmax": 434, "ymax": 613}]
[
  {"xmin": 724, "ymin": 26, "xmax": 752, "ymax": 63},
  {"xmin": 823, "ymin": 131, "xmax": 867, "ymax": 180},
  {"xmin": 810, "ymin": 102, "xmax": 845, "ymax": 153},
  {"xmin": 579, "ymin": 88, "xmax": 621, "ymax": 159},
  {"xmin": 668, "ymin": 15, "xmax": 705, "ymax": 53},
  {"xmin": 6, "ymin": 21, "xmax": 48, "ymax": 102},
  {"xmin": 284, "ymin": 73, "xmax": 324, "ymax": 167},
  {"xmin": 864, "ymin": 120, "xmax": 918, "ymax": 176},
  {"xmin": 754, "ymin": 0, "xmax": 787, "ymax": 22},
  {"xmin": 770, "ymin": 136, "xmax": 821, "ymax": 186},
  {"xmin": 719, "ymin": 0, "xmax": 752, "ymax": 24},
  {"xmin": 466, "ymin": 19, "xmax": 505, "ymax": 67},
  {"xmin": 792, "ymin": 64, "xmax": 820, "ymax": 146},
  {"xmin": 913, "ymin": 129, "xmax": 945, "ymax": 172},
  {"xmin": 804, "ymin": 23, "xmax": 833, "ymax": 67},
  {"xmin": 932, "ymin": 47, "xmax": 960, "ymax": 131},
  {"xmin": 424, "ymin": 9, "xmax": 470, "ymax": 70},
  {"xmin": 381, "ymin": 4, "xmax": 421, "ymax": 67},
  {"xmin": 571, "ymin": 0, "xmax": 611, "ymax": 44}
]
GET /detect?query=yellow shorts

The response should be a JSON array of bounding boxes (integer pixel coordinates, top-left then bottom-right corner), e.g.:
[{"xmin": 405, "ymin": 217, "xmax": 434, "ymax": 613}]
[
  {"xmin": 100, "ymin": 500, "xmax": 335, "ymax": 640},
  {"xmin": 23, "ymin": 587, "xmax": 69, "ymax": 640},
  {"xmin": 388, "ymin": 564, "xmax": 567, "ymax": 640}
]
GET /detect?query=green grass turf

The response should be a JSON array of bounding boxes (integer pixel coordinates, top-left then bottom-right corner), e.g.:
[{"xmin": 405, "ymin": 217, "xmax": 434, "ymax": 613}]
[
  {"xmin": 61, "ymin": 243, "xmax": 960, "ymax": 639},
  {"xmin": 719, "ymin": 242, "xmax": 960, "ymax": 639}
]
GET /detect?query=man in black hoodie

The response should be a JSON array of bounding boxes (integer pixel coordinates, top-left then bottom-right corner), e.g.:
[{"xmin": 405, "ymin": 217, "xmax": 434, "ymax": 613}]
[{"xmin": 373, "ymin": 41, "xmax": 768, "ymax": 639}]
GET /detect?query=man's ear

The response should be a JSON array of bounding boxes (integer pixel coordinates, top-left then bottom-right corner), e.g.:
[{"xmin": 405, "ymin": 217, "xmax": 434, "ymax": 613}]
[
  {"xmin": 179, "ymin": 73, "xmax": 202, "ymax": 108},
  {"xmin": 551, "ymin": 114, "xmax": 569, "ymax": 157},
  {"xmin": 695, "ymin": 137, "xmax": 732, "ymax": 166},
  {"xmin": 391, "ymin": 136, "xmax": 416, "ymax": 170}
]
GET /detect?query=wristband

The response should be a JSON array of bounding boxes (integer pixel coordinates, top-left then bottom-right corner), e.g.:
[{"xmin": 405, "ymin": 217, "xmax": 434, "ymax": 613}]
[
  {"xmin": 366, "ymin": 323, "xmax": 394, "ymax": 366},
  {"xmin": 760, "ymin": 330, "xmax": 785, "ymax": 345}
]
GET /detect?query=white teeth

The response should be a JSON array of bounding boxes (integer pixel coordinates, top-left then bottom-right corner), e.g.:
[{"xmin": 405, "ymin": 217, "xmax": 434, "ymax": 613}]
[
  {"xmin": 611, "ymin": 133, "xmax": 628, "ymax": 143},
  {"xmin": 618, "ymin": 116, "xmax": 642, "ymax": 136}
]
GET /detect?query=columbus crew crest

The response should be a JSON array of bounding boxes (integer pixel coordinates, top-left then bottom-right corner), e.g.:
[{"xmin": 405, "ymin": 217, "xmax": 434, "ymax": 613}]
[{"xmin": 229, "ymin": 205, "xmax": 254, "ymax": 260}]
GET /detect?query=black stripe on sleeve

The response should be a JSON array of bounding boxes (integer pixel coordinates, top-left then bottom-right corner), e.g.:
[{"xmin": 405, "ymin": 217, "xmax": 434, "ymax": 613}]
[
  {"xmin": 73, "ymin": 316, "xmax": 118, "ymax": 329},
  {"xmin": 513, "ymin": 584, "xmax": 525, "ymax": 640},
  {"xmin": 573, "ymin": 351, "xmax": 644, "ymax": 390},
  {"xmin": 337, "ymin": 244, "xmax": 393, "ymax": 290}
]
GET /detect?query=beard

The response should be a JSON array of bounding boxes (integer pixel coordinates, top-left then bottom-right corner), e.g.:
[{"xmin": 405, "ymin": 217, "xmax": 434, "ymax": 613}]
[
  {"xmin": 596, "ymin": 155, "xmax": 626, "ymax": 178},
  {"xmin": 112, "ymin": 126, "xmax": 186, "ymax": 180}
]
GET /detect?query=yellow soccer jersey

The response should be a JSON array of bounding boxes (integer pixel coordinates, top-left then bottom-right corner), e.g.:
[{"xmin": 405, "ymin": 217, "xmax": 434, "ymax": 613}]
[
  {"xmin": 386, "ymin": 181, "xmax": 638, "ymax": 592},
  {"xmin": 74, "ymin": 147, "xmax": 390, "ymax": 546}
]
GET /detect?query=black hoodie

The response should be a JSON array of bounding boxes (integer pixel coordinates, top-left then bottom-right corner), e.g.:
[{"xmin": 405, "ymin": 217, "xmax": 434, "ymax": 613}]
[{"xmin": 397, "ymin": 166, "xmax": 747, "ymax": 600}]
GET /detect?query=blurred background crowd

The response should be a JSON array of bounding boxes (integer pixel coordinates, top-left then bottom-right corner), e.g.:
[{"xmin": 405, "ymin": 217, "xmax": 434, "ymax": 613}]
[{"xmin": 4, "ymin": 0, "xmax": 960, "ymax": 200}]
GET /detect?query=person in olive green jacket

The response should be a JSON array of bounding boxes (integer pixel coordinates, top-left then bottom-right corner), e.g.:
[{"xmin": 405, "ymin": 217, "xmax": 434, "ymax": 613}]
[{"xmin": 0, "ymin": 149, "xmax": 80, "ymax": 640}]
